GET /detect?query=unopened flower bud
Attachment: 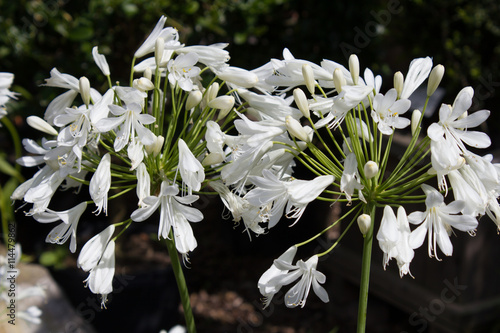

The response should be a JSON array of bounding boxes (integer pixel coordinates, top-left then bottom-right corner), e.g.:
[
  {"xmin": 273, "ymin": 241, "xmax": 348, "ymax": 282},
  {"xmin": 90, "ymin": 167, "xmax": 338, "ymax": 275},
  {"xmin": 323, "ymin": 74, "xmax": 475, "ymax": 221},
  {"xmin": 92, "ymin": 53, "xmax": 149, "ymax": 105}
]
[
  {"xmin": 133, "ymin": 77, "xmax": 155, "ymax": 92},
  {"xmin": 285, "ymin": 116, "xmax": 310, "ymax": 143},
  {"xmin": 186, "ymin": 90, "xmax": 203, "ymax": 110},
  {"xmin": 26, "ymin": 115, "xmax": 58, "ymax": 136},
  {"xmin": 79, "ymin": 76, "xmax": 91, "ymax": 107},
  {"xmin": 145, "ymin": 135, "xmax": 164, "ymax": 156},
  {"xmin": 144, "ymin": 67, "xmax": 152, "ymax": 81},
  {"xmin": 218, "ymin": 67, "xmax": 258, "ymax": 88},
  {"xmin": 293, "ymin": 88, "xmax": 310, "ymax": 118},
  {"xmin": 155, "ymin": 37, "xmax": 165, "ymax": 67},
  {"xmin": 363, "ymin": 161, "xmax": 378, "ymax": 179},
  {"xmin": 202, "ymin": 152, "xmax": 225, "ymax": 166},
  {"xmin": 349, "ymin": 54, "xmax": 360, "ymax": 85},
  {"xmin": 411, "ymin": 109, "xmax": 422, "ymax": 136},
  {"xmin": 427, "ymin": 65, "xmax": 444, "ymax": 97},
  {"xmin": 205, "ymin": 82, "xmax": 219, "ymax": 104},
  {"xmin": 302, "ymin": 64, "xmax": 316, "ymax": 94},
  {"xmin": 357, "ymin": 214, "xmax": 371, "ymax": 236},
  {"xmin": 333, "ymin": 68, "xmax": 346, "ymax": 93},
  {"xmin": 209, "ymin": 95, "xmax": 235, "ymax": 120},
  {"xmin": 394, "ymin": 71, "xmax": 404, "ymax": 99}
]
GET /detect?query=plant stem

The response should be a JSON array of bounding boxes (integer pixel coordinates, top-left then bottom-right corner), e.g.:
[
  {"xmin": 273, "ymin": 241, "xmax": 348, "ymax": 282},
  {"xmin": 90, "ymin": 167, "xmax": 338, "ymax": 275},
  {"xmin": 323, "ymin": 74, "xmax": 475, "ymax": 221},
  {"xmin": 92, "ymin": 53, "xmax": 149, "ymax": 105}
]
[
  {"xmin": 166, "ymin": 236, "xmax": 196, "ymax": 333},
  {"xmin": 356, "ymin": 203, "xmax": 375, "ymax": 333}
]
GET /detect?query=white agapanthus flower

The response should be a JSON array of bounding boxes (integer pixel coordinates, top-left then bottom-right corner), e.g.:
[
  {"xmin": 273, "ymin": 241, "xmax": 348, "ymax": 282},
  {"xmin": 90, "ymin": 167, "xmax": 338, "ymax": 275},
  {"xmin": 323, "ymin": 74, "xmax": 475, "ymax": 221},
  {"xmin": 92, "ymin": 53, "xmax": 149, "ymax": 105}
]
[
  {"xmin": 371, "ymin": 88, "xmax": 411, "ymax": 135},
  {"xmin": 408, "ymin": 184, "xmax": 478, "ymax": 259},
  {"xmin": 260, "ymin": 254, "xmax": 329, "ymax": 308},
  {"xmin": 131, "ymin": 182, "xmax": 203, "ymax": 254},
  {"xmin": 89, "ymin": 153, "xmax": 111, "ymax": 215}
]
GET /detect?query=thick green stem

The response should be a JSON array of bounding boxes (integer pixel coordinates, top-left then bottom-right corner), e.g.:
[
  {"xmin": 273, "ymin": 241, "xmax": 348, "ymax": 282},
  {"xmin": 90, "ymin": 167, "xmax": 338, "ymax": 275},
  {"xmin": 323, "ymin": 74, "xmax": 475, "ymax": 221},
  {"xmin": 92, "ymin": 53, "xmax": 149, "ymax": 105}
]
[
  {"xmin": 356, "ymin": 204, "xmax": 375, "ymax": 333},
  {"xmin": 166, "ymin": 236, "xmax": 196, "ymax": 333}
]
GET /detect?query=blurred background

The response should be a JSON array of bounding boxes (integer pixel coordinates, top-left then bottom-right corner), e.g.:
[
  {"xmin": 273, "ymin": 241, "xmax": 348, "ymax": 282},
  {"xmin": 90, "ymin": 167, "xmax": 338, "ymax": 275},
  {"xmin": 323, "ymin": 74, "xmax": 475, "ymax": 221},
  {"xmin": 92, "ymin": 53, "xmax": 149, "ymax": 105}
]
[{"xmin": 1, "ymin": 0, "xmax": 500, "ymax": 332}]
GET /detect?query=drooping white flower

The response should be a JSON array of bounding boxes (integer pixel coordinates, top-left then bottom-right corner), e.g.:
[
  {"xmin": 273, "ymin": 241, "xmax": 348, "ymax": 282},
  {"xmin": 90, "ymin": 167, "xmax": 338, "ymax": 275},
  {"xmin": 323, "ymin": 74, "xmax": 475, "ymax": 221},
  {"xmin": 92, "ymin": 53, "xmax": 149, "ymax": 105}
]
[
  {"xmin": 94, "ymin": 102, "xmax": 156, "ymax": 152},
  {"xmin": 77, "ymin": 224, "xmax": 115, "ymax": 272},
  {"xmin": 84, "ymin": 239, "xmax": 115, "ymax": 308},
  {"xmin": 377, "ymin": 206, "xmax": 414, "ymax": 277},
  {"xmin": 340, "ymin": 153, "xmax": 365, "ymax": 204},
  {"xmin": 92, "ymin": 46, "xmax": 110, "ymax": 76},
  {"xmin": 408, "ymin": 184, "xmax": 478, "ymax": 259},
  {"xmin": 178, "ymin": 139, "xmax": 204, "ymax": 194},
  {"xmin": 258, "ymin": 246, "xmax": 297, "ymax": 308},
  {"xmin": 371, "ymin": 88, "xmax": 411, "ymax": 135},
  {"xmin": 245, "ymin": 169, "xmax": 333, "ymax": 228},
  {"xmin": 89, "ymin": 153, "xmax": 111, "ymax": 215},
  {"xmin": 176, "ymin": 43, "xmax": 230, "ymax": 71},
  {"xmin": 216, "ymin": 66, "xmax": 259, "ymax": 89},
  {"xmin": 130, "ymin": 182, "xmax": 203, "ymax": 254},
  {"xmin": 33, "ymin": 202, "xmax": 87, "ymax": 253},
  {"xmin": 263, "ymin": 254, "xmax": 329, "ymax": 308}
]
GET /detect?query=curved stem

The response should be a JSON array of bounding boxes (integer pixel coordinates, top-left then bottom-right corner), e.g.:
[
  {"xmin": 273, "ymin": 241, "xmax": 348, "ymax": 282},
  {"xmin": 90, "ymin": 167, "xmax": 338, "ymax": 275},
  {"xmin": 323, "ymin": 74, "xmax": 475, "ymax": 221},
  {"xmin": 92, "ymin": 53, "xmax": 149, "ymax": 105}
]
[
  {"xmin": 166, "ymin": 236, "xmax": 196, "ymax": 333},
  {"xmin": 356, "ymin": 203, "xmax": 375, "ymax": 333}
]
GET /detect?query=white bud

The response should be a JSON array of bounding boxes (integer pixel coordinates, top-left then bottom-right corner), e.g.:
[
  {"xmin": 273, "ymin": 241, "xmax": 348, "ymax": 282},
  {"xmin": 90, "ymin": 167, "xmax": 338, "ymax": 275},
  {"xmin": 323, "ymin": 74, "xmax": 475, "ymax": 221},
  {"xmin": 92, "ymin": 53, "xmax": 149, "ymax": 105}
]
[
  {"xmin": 209, "ymin": 95, "xmax": 235, "ymax": 121},
  {"xmin": 411, "ymin": 109, "xmax": 422, "ymax": 136},
  {"xmin": 186, "ymin": 90, "xmax": 203, "ymax": 110},
  {"xmin": 393, "ymin": 71, "xmax": 404, "ymax": 99},
  {"xmin": 79, "ymin": 76, "xmax": 91, "ymax": 107},
  {"xmin": 205, "ymin": 82, "xmax": 219, "ymax": 104},
  {"xmin": 333, "ymin": 68, "xmax": 346, "ymax": 93},
  {"xmin": 155, "ymin": 37, "xmax": 165, "ymax": 67},
  {"xmin": 218, "ymin": 67, "xmax": 258, "ymax": 88},
  {"xmin": 363, "ymin": 161, "xmax": 378, "ymax": 179},
  {"xmin": 202, "ymin": 152, "xmax": 225, "ymax": 166},
  {"xmin": 133, "ymin": 77, "xmax": 155, "ymax": 92},
  {"xmin": 293, "ymin": 88, "xmax": 310, "ymax": 118},
  {"xmin": 285, "ymin": 116, "xmax": 310, "ymax": 143},
  {"xmin": 26, "ymin": 116, "xmax": 58, "ymax": 136},
  {"xmin": 349, "ymin": 54, "xmax": 360, "ymax": 85},
  {"xmin": 144, "ymin": 67, "xmax": 152, "ymax": 81},
  {"xmin": 357, "ymin": 214, "xmax": 371, "ymax": 236},
  {"xmin": 427, "ymin": 65, "xmax": 445, "ymax": 97},
  {"xmin": 302, "ymin": 64, "xmax": 316, "ymax": 94},
  {"xmin": 145, "ymin": 135, "xmax": 164, "ymax": 157}
]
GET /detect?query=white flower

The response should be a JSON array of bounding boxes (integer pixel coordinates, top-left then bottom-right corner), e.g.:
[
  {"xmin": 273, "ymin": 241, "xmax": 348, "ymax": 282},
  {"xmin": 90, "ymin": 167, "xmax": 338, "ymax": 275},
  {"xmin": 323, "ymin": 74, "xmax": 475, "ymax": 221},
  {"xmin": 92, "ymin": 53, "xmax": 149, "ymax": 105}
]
[
  {"xmin": 92, "ymin": 46, "xmax": 110, "ymax": 76},
  {"xmin": 258, "ymin": 246, "xmax": 297, "ymax": 308},
  {"xmin": 178, "ymin": 139, "xmax": 204, "ymax": 194},
  {"xmin": 33, "ymin": 202, "xmax": 87, "ymax": 253},
  {"xmin": 408, "ymin": 185, "xmax": 478, "ymax": 259},
  {"xmin": 84, "ymin": 239, "xmax": 115, "ymax": 308},
  {"xmin": 130, "ymin": 182, "xmax": 203, "ymax": 254},
  {"xmin": 263, "ymin": 255, "xmax": 329, "ymax": 308},
  {"xmin": 371, "ymin": 88, "xmax": 411, "ymax": 135},
  {"xmin": 167, "ymin": 53, "xmax": 201, "ymax": 91},
  {"xmin": 176, "ymin": 43, "xmax": 230, "ymax": 71},
  {"xmin": 77, "ymin": 224, "xmax": 115, "ymax": 272},
  {"xmin": 400, "ymin": 57, "xmax": 433, "ymax": 99},
  {"xmin": 245, "ymin": 169, "xmax": 333, "ymax": 228},
  {"xmin": 0, "ymin": 72, "xmax": 16, "ymax": 114},
  {"xmin": 236, "ymin": 88, "xmax": 302, "ymax": 122},
  {"xmin": 94, "ymin": 102, "xmax": 156, "ymax": 152},
  {"xmin": 216, "ymin": 66, "xmax": 259, "ymax": 89},
  {"xmin": 427, "ymin": 87, "xmax": 491, "ymax": 152},
  {"xmin": 376, "ymin": 206, "xmax": 414, "ymax": 277},
  {"xmin": 135, "ymin": 162, "xmax": 151, "ymax": 207},
  {"xmin": 89, "ymin": 153, "xmax": 111, "ymax": 215},
  {"xmin": 134, "ymin": 16, "xmax": 181, "ymax": 58},
  {"xmin": 340, "ymin": 153, "xmax": 365, "ymax": 204}
]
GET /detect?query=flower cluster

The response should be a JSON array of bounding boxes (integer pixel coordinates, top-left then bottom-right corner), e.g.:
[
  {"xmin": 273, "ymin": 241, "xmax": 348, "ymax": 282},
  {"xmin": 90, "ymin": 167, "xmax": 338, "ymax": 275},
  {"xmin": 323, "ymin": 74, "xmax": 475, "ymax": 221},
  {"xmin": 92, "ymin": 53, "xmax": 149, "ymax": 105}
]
[
  {"xmin": 12, "ymin": 15, "xmax": 500, "ymax": 321},
  {"xmin": 210, "ymin": 50, "xmax": 499, "ymax": 307},
  {"xmin": 12, "ymin": 16, "xmax": 258, "ymax": 307}
]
